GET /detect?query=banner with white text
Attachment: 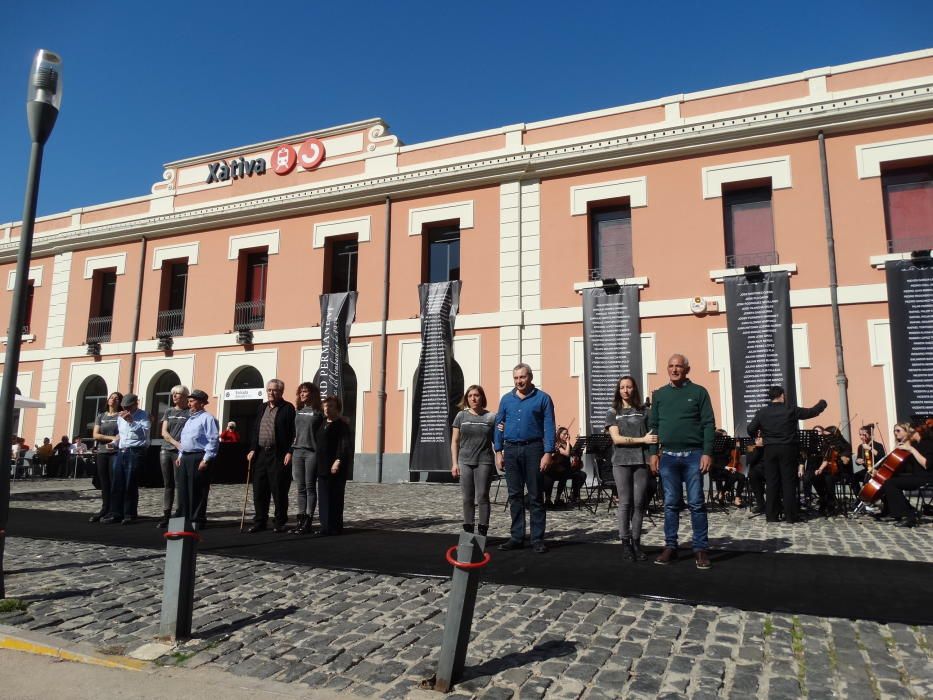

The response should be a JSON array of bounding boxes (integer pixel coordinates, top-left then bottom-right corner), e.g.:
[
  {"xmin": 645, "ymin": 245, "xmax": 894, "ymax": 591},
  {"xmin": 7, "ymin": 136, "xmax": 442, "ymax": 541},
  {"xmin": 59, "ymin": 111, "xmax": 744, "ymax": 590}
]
[{"xmin": 886, "ymin": 259, "xmax": 933, "ymax": 422}]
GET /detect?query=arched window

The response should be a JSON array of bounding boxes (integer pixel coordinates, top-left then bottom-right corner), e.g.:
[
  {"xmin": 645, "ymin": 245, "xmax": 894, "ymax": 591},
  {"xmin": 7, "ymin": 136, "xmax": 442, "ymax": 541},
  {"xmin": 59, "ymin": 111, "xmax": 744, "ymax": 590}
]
[
  {"xmin": 225, "ymin": 366, "xmax": 264, "ymax": 444},
  {"xmin": 148, "ymin": 371, "xmax": 181, "ymax": 440},
  {"xmin": 74, "ymin": 376, "xmax": 108, "ymax": 439}
]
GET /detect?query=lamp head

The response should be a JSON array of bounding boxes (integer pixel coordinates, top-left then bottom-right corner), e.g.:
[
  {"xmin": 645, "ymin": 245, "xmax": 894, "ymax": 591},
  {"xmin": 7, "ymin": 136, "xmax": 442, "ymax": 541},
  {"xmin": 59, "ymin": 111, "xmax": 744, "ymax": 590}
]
[{"xmin": 28, "ymin": 50, "xmax": 63, "ymax": 110}]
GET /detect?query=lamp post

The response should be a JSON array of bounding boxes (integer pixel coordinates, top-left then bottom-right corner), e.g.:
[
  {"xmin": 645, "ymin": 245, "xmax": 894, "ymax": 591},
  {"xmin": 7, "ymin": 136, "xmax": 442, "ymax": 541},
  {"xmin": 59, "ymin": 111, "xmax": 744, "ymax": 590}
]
[{"xmin": 0, "ymin": 50, "xmax": 63, "ymax": 598}]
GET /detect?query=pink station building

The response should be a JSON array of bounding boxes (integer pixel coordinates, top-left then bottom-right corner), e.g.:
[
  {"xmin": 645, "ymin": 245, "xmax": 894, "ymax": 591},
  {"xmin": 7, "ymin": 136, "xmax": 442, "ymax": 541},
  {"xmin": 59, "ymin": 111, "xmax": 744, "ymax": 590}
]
[{"xmin": 2, "ymin": 49, "xmax": 932, "ymax": 481}]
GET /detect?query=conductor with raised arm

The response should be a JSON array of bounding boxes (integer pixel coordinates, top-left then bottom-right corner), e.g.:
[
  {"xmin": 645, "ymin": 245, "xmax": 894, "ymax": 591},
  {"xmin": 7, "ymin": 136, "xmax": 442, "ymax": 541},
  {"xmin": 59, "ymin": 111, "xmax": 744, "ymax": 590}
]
[{"xmin": 747, "ymin": 386, "xmax": 827, "ymax": 524}]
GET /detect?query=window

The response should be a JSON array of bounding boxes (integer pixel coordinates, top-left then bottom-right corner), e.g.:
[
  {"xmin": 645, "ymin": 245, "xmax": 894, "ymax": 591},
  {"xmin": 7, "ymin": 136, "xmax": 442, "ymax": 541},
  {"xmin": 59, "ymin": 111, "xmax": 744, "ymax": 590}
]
[
  {"xmin": 723, "ymin": 187, "xmax": 777, "ymax": 268},
  {"xmin": 326, "ymin": 236, "xmax": 358, "ymax": 293},
  {"xmin": 87, "ymin": 269, "xmax": 116, "ymax": 342},
  {"xmin": 882, "ymin": 165, "xmax": 933, "ymax": 254},
  {"xmin": 157, "ymin": 261, "xmax": 187, "ymax": 336},
  {"xmin": 23, "ymin": 281, "xmax": 34, "ymax": 335},
  {"xmin": 425, "ymin": 225, "xmax": 460, "ymax": 283},
  {"xmin": 234, "ymin": 251, "xmax": 267, "ymax": 330},
  {"xmin": 589, "ymin": 206, "xmax": 633, "ymax": 279}
]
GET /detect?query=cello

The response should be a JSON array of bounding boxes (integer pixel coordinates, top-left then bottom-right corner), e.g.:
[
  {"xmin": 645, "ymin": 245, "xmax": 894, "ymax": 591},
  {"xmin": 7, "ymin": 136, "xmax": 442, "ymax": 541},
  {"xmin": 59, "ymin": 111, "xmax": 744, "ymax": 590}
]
[{"xmin": 857, "ymin": 448, "xmax": 911, "ymax": 504}]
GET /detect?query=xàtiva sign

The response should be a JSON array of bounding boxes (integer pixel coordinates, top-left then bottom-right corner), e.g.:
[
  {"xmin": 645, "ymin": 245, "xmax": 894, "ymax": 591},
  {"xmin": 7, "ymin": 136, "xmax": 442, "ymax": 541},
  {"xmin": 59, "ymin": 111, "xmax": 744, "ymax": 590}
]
[{"xmin": 205, "ymin": 137, "xmax": 327, "ymax": 183}]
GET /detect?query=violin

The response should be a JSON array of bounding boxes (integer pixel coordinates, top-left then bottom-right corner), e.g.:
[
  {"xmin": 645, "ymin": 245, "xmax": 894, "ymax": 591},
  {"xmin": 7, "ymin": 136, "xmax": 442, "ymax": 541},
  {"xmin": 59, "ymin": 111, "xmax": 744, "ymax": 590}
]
[
  {"xmin": 858, "ymin": 447, "xmax": 912, "ymax": 504},
  {"xmin": 823, "ymin": 446, "xmax": 840, "ymax": 477},
  {"xmin": 727, "ymin": 438, "xmax": 743, "ymax": 474}
]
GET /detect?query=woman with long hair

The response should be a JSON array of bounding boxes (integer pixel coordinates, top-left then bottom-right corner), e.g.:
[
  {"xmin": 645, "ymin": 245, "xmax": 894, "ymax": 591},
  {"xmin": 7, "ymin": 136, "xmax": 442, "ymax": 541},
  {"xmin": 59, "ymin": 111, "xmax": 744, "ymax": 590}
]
[
  {"xmin": 450, "ymin": 384, "xmax": 497, "ymax": 534},
  {"xmin": 158, "ymin": 384, "xmax": 190, "ymax": 529},
  {"xmin": 605, "ymin": 376, "xmax": 657, "ymax": 561},
  {"xmin": 287, "ymin": 382, "xmax": 323, "ymax": 534},
  {"xmin": 90, "ymin": 391, "xmax": 122, "ymax": 523},
  {"xmin": 878, "ymin": 422, "xmax": 933, "ymax": 528}
]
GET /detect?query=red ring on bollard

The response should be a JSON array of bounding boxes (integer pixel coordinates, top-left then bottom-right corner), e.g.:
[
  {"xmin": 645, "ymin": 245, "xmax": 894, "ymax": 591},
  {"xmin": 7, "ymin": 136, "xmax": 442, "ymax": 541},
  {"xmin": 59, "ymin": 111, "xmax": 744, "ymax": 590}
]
[
  {"xmin": 445, "ymin": 545, "xmax": 491, "ymax": 570},
  {"xmin": 163, "ymin": 530, "xmax": 201, "ymax": 542}
]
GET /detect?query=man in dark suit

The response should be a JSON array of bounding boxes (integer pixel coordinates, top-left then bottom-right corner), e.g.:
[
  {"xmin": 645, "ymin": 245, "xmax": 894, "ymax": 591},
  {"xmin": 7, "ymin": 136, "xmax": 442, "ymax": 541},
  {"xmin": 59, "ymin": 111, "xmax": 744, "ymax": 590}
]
[{"xmin": 246, "ymin": 378, "xmax": 296, "ymax": 533}]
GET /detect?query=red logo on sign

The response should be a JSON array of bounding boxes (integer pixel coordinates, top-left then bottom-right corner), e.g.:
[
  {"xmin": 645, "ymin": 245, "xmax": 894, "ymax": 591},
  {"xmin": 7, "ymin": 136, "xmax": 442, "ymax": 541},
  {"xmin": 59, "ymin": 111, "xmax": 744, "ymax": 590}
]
[
  {"xmin": 298, "ymin": 138, "xmax": 326, "ymax": 171},
  {"xmin": 271, "ymin": 145, "xmax": 296, "ymax": 175}
]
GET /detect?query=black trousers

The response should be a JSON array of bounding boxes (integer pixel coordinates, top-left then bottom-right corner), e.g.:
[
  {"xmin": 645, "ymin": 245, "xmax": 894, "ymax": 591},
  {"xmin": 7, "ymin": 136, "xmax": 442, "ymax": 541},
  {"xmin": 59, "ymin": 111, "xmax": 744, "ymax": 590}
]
[
  {"xmin": 881, "ymin": 472, "xmax": 933, "ymax": 518},
  {"xmin": 177, "ymin": 452, "xmax": 211, "ymax": 525},
  {"xmin": 252, "ymin": 448, "xmax": 291, "ymax": 526},
  {"xmin": 747, "ymin": 463, "xmax": 765, "ymax": 508},
  {"xmin": 764, "ymin": 444, "xmax": 800, "ymax": 522},
  {"xmin": 94, "ymin": 451, "xmax": 116, "ymax": 517},
  {"xmin": 317, "ymin": 476, "xmax": 346, "ymax": 535}
]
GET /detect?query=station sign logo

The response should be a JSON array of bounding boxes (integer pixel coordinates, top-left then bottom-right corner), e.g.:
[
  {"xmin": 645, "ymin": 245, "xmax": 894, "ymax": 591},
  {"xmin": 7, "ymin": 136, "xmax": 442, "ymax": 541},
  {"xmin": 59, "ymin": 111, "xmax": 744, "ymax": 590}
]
[{"xmin": 205, "ymin": 137, "xmax": 327, "ymax": 183}]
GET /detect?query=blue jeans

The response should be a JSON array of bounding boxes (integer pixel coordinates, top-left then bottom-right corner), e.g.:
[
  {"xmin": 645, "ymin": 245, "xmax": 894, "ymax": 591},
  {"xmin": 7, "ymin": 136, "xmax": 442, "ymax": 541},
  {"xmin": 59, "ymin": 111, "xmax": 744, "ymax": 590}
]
[
  {"xmin": 503, "ymin": 441, "xmax": 546, "ymax": 543},
  {"xmin": 110, "ymin": 447, "xmax": 144, "ymax": 519},
  {"xmin": 659, "ymin": 450, "xmax": 708, "ymax": 551}
]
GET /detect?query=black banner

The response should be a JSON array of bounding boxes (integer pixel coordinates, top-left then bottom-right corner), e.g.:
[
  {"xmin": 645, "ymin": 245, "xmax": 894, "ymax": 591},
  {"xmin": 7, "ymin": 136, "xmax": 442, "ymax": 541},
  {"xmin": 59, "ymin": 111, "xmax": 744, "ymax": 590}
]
[
  {"xmin": 886, "ymin": 259, "xmax": 933, "ymax": 421},
  {"xmin": 410, "ymin": 281, "xmax": 461, "ymax": 472},
  {"xmin": 724, "ymin": 272, "xmax": 796, "ymax": 434},
  {"xmin": 582, "ymin": 285, "xmax": 642, "ymax": 435},
  {"xmin": 314, "ymin": 292, "xmax": 357, "ymax": 405}
]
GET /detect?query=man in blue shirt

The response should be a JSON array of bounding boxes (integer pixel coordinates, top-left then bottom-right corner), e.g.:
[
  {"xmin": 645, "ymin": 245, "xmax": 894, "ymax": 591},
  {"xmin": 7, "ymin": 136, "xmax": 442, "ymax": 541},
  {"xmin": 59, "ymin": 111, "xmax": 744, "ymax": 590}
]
[
  {"xmin": 176, "ymin": 389, "xmax": 219, "ymax": 530},
  {"xmin": 494, "ymin": 363, "xmax": 556, "ymax": 553},
  {"xmin": 102, "ymin": 393, "xmax": 150, "ymax": 524}
]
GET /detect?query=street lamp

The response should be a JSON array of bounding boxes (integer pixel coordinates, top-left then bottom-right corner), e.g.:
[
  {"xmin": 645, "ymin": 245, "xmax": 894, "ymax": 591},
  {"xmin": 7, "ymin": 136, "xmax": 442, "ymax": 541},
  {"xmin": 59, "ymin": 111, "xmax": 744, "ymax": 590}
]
[{"xmin": 0, "ymin": 49, "xmax": 63, "ymax": 598}]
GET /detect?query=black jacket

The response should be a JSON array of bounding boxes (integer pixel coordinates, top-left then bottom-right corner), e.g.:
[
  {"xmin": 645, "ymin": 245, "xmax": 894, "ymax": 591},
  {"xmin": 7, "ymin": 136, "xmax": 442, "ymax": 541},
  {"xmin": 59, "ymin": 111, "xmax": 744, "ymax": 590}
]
[
  {"xmin": 314, "ymin": 418, "xmax": 353, "ymax": 479},
  {"xmin": 249, "ymin": 400, "xmax": 297, "ymax": 460},
  {"xmin": 748, "ymin": 399, "xmax": 827, "ymax": 445}
]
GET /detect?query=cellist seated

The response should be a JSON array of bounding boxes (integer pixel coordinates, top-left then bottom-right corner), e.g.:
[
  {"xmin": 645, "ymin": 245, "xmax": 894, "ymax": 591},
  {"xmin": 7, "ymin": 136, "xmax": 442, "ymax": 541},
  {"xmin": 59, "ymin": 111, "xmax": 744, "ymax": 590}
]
[{"xmin": 877, "ymin": 422, "xmax": 933, "ymax": 528}]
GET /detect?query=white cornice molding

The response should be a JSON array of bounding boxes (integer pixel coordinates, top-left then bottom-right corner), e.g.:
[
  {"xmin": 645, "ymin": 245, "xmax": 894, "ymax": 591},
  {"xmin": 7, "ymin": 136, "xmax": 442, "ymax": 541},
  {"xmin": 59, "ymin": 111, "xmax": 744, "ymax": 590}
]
[
  {"xmin": 856, "ymin": 134, "xmax": 933, "ymax": 178},
  {"xmin": 152, "ymin": 242, "xmax": 200, "ymax": 269},
  {"xmin": 702, "ymin": 156, "xmax": 792, "ymax": 199},
  {"xmin": 4, "ymin": 83, "xmax": 933, "ymax": 263},
  {"xmin": 228, "ymin": 230, "xmax": 280, "ymax": 259},
  {"xmin": 7, "ymin": 266, "xmax": 43, "ymax": 291},
  {"xmin": 570, "ymin": 178, "xmax": 647, "ymax": 214},
  {"xmin": 573, "ymin": 277, "xmax": 649, "ymax": 292},
  {"xmin": 312, "ymin": 216, "xmax": 372, "ymax": 249},
  {"xmin": 84, "ymin": 253, "xmax": 127, "ymax": 279},
  {"xmin": 408, "ymin": 201, "xmax": 474, "ymax": 236}
]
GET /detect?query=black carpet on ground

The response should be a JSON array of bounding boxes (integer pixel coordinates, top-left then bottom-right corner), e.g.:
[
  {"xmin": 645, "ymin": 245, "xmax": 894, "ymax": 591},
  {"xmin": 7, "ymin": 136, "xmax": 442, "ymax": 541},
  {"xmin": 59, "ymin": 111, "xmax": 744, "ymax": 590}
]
[{"xmin": 8, "ymin": 507, "xmax": 931, "ymax": 626}]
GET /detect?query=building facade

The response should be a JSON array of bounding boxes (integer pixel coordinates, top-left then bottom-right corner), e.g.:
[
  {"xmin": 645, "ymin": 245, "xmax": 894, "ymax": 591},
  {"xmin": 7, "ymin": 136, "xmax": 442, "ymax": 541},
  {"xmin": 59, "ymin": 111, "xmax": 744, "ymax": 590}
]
[{"xmin": 2, "ymin": 50, "xmax": 932, "ymax": 480}]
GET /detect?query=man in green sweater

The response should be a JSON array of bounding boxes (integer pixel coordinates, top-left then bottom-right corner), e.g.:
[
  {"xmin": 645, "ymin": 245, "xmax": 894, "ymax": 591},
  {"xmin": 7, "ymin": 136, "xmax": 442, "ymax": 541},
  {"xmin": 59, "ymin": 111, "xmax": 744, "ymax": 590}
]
[{"xmin": 648, "ymin": 354, "xmax": 716, "ymax": 569}]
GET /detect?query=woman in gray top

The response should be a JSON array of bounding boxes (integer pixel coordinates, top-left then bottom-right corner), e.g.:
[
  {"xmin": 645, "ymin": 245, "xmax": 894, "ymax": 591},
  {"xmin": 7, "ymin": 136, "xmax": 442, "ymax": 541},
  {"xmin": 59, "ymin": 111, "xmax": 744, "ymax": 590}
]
[
  {"xmin": 287, "ymin": 382, "xmax": 323, "ymax": 534},
  {"xmin": 158, "ymin": 385, "xmax": 189, "ymax": 529},
  {"xmin": 451, "ymin": 385, "xmax": 497, "ymax": 534},
  {"xmin": 605, "ymin": 376, "xmax": 657, "ymax": 561}
]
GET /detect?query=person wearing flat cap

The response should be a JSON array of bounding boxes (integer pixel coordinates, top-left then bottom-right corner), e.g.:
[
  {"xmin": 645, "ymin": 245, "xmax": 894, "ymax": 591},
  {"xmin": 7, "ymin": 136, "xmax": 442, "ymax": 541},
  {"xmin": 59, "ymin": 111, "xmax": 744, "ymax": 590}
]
[
  {"xmin": 102, "ymin": 393, "xmax": 150, "ymax": 524},
  {"xmin": 176, "ymin": 389, "xmax": 219, "ymax": 530}
]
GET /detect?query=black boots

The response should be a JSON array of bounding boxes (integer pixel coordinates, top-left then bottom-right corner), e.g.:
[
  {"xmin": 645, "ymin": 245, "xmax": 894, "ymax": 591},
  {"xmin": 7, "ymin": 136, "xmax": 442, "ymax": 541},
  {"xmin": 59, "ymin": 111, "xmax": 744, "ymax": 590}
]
[
  {"xmin": 622, "ymin": 537, "xmax": 648, "ymax": 562},
  {"xmin": 292, "ymin": 514, "xmax": 313, "ymax": 534},
  {"xmin": 632, "ymin": 538, "xmax": 647, "ymax": 561}
]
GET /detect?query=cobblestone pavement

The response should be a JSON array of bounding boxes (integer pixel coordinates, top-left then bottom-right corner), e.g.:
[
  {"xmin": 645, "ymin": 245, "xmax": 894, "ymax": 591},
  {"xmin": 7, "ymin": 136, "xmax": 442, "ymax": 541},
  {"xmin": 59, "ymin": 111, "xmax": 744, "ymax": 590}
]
[{"xmin": 3, "ymin": 479, "xmax": 932, "ymax": 699}]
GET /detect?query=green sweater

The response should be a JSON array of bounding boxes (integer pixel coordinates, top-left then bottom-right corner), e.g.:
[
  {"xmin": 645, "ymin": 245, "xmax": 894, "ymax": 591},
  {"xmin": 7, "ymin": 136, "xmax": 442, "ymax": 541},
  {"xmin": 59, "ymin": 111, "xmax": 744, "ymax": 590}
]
[{"xmin": 647, "ymin": 380, "xmax": 716, "ymax": 455}]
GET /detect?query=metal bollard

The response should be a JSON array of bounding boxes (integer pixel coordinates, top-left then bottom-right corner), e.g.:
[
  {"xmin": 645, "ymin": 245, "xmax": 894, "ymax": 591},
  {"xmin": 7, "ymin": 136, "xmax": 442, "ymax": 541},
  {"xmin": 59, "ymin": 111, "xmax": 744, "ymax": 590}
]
[
  {"xmin": 431, "ymin": 529, "xmax": 490, "ymax": 693},
  {"xmin": 159, "ymin": 516, "xmax": 199, "ymax": 640}
]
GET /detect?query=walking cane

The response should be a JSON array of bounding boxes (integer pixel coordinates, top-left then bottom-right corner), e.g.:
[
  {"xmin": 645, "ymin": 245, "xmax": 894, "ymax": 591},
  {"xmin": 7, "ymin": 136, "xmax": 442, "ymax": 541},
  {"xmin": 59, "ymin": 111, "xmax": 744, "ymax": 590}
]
[{"xmin": 240, "ymin": 453, "xmax": 253, "ymax": 533}]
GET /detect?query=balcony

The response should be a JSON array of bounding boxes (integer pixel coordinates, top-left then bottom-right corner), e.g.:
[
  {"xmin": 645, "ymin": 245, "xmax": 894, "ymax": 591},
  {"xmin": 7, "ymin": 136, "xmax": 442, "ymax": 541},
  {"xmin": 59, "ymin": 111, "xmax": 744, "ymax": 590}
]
[
  {"xmin": 86, "ymin": 316, "xmax": 113, "ymax": 343},
  {"xmin": 726, "ymin": 250, "xmax": 779, "ymax": 269},
  {"xmin": 234, "ymin": 300, "xmax": 265, "ymax": 330},
  {"xmin": 156, "ymin": 308, "xmax": 185, "ymax": 337}
]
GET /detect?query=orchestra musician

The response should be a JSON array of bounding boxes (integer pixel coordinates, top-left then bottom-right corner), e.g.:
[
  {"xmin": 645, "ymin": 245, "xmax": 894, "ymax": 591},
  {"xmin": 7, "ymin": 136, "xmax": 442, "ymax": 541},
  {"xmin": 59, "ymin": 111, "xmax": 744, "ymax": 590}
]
[
  {"xmin": 876, "ymin": 422, "xmax": 933, "ymax": 528},
  {"xmin": 746, "ymin": 436, "xmax": 766, "ymax": 514},
  {"xmin": 543, "ymin": 427, "xmax": 584, "ymax": 507},
  {"xmin": 814, "ymin": 426, "xmax": 856, "ymax": 513},
  {"xmin": 854, "ymin": 425, "xmax": 885, "ymax": 484},
  {"xmin": 747, "ymin": 386, "xmax": 827, "ymax": 524}
]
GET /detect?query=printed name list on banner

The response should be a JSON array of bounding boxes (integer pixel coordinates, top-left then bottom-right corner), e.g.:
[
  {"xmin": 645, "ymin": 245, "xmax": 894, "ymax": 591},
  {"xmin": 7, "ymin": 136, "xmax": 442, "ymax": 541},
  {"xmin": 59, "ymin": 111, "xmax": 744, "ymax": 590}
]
[
  {"xmin": 886, "ymin": 259, "xmax": 933, "ymax": 421},
  {"xmin": 582, "ymin": 285, "xmax": 643, "ymax": 436},
  {"xmin": 314, "ymin": 291, "xmax": 357, "ymax": 405},
  {"xmin": 724, "ymin": 272, "xmax": 796, "ymax": 434},
  {"xmin": 410, "ymin": 281, "xmax": 462, "ymax": 472}
]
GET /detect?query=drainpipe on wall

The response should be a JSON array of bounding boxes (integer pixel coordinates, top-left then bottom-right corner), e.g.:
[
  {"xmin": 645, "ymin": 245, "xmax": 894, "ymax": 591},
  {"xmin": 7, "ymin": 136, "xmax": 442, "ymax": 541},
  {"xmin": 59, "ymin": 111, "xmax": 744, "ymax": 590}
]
[
  {"xmin": 127, "ymin": 235, "xmax": 147, "ymax": 394},
  {"xmin": 516, "ymin": 181, "xmax": 523, "ymax": 363},
  {"xmin": 817, "ymin": 130, "xmax": 852, "ymax": 441},
  {"xmin": 375, "ymin": 196, "xmax": 392, "ymax": 483}
]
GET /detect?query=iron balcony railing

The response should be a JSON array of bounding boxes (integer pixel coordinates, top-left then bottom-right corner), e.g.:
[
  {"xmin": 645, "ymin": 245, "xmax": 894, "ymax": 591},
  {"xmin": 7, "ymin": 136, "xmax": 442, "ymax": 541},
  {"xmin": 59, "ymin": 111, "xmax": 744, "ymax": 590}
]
[
  {"xmin": 156, "ymin": 308, "xmax": 185, "ymax": 337},
  {"xmin": 234, "ymin": 300, "xmax": 265, "ymax": 331},
  {"xmin": 726, "ymin": 250, "xmax": 779, "ymax": 269},
  {"xmin": 86, "ymin": 315, "xmax": 113, "ymax": 343},
  {"xmin": 588, "ymin": 265, "xmax": 634, "ymax": 282}
]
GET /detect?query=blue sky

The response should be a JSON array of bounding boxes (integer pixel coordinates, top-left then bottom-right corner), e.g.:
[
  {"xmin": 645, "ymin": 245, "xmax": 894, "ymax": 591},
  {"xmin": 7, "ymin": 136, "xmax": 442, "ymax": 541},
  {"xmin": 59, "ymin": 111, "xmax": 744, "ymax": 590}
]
[{"xmin": 1, "ymin": 0, "xmax": 931, "ymax": 224}]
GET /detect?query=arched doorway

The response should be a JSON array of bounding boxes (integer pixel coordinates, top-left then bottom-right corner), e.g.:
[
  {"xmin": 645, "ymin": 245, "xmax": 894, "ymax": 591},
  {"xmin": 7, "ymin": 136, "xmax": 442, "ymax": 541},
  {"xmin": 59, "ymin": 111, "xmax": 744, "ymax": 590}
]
[
  {"xmin": 225, "ymin": 366, "xmax": 263, "ymax": 444},
  {"xmin": 74, "ymin": 375, "xmax": 108, "ymax": 439},
  {"xmin": 148, "ymin": 370, "xmax": 181, "ymax": 441}
]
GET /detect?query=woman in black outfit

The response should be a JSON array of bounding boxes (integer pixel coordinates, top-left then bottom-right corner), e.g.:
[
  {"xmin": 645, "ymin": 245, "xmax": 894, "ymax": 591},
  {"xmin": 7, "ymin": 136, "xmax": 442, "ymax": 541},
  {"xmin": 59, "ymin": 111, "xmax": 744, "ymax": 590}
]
[
  {"xmin": 878, "ymin": 423, "xmax": 933, "ymax": 528},
  {"xmin": 315, "ymin": 395, "xmax": 353, "ymax": 536}
]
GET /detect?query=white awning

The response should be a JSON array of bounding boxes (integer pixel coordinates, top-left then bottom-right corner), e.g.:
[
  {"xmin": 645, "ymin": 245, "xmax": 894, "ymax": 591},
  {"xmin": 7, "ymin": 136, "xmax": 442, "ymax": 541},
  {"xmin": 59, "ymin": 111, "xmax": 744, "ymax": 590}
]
[{"xmin": 13, "ymin": 395, "xmax": 45, "ymax": 409}]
